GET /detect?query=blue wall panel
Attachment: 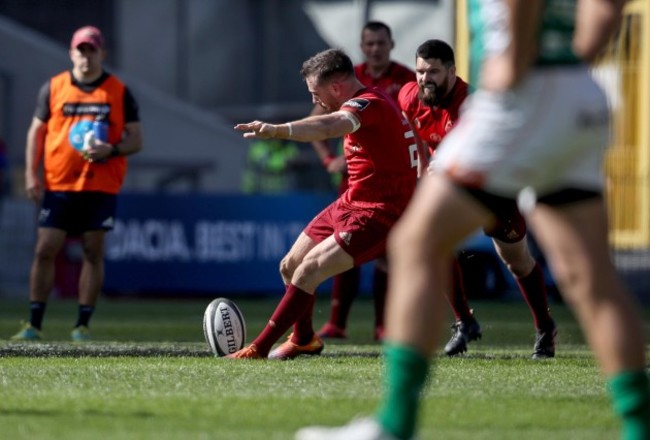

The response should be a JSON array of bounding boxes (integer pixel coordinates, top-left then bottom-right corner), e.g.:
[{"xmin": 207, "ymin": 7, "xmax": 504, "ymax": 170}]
[{"xmin": 104, "ymin": 193, "xmax": 336, "ymax": 295}]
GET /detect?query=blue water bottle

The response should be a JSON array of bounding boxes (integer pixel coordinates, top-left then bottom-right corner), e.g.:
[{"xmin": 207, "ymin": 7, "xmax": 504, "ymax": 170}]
[{"xmin": 92, "ymin": 114, "xmax": 108, "ymax": 143}]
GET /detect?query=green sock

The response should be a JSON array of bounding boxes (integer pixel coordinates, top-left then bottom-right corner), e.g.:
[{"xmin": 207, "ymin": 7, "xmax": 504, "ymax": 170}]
[
  {"xmin": 375, "ymin": 342, "xmax": 430, "ymax": 440},
  {"xmin": 608, "ymin": 370, "xmax": 650, "ymax": 440}
]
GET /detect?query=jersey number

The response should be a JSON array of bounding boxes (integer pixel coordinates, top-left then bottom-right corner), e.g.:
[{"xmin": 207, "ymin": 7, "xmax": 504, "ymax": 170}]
[{"xmin": 405, "ymin": 129, "xmax": 418, "ymax": 168}]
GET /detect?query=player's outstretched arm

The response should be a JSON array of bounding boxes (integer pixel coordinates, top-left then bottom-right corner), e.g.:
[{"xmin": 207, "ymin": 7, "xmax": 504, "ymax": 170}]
[{"xmin": 234, "ymin": 111, "xmax": 358, "ymax": 143}]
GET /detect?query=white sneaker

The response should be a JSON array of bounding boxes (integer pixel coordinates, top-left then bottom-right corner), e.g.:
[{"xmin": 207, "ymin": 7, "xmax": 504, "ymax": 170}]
[{"xmin": 295, "ymin": 417, "xmax": 407, "ymax": 440}]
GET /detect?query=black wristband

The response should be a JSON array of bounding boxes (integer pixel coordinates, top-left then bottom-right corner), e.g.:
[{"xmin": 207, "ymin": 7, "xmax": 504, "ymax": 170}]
[{"xmin": 110, "ymin": 144, "xmax": 120, "ymax": 157}]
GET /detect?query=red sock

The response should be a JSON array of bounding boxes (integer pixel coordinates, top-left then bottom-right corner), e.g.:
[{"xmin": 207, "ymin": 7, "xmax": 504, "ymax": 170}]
[
  {"xmin": 516, "ymin": 263, "xmax": 553, "ymax": 330},
  {"xmin": 372, "ymin": 267, "xmax": 388, "ymax": 332},
  {"xmin": 326, "ymin": 266, "xmax": 360, "ymax": 329},
  {"xmin": 446, "ymin": 259, "xmax": 474, "ymax": 321},
  {"xmin": 292, "ymin": 296, "xmax": 316, "ymax": 345},
  {"xmin": 252, "ymin": 284, "xmax": 315, "ymax": 356}
]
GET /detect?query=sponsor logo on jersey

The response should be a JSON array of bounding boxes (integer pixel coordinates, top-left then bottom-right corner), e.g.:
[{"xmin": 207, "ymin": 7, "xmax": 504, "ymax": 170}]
[
  {"xmin": 342, "ymin": 98, "xmax": 370, "ymax": 112},
  {"xmin": 506, "ymin": 228, "xmax": 522, "ymax": 241},
  {"xmin": 348, "ymin": 144, "xmax": 362, "ymax": 153},
  {"xmin": 339, "ymin": 231, "xmax": 352, "ymax": 246},
  {"xmin": 63, "ymin": 102, "xmax": 111, "ymax": 117}
]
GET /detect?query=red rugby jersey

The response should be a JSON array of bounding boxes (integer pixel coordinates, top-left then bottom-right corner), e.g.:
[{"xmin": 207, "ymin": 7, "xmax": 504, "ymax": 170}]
[
  {"xmin": 398, "ymin": 77, "xmax": 469, "ymax": 156},
  {"xmin": 354, "ymin": 61, "xmax": 415, "ymax": 102},
  {"xmin": 339, "ymin": 88, "xmax": 418, "ymax": 215}
]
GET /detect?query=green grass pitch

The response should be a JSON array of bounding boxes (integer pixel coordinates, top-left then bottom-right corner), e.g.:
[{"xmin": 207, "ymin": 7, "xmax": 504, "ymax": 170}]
[{"xmin": 1, "ymin": 296, "xmax": 648, "ymax": 439}]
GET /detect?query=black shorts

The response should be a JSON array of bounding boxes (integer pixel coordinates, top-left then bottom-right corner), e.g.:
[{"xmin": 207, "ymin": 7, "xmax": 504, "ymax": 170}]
[
  {"xmin": 459, "ymin": 186, "xmax": 601, "ymax": 243},
  {"xmin": 459, "ymin": 186, "xmax": 527, "ymax": 243},
  {"xmin": 39, "ymin": 191, "xmax": 117, "ymax": 236}
]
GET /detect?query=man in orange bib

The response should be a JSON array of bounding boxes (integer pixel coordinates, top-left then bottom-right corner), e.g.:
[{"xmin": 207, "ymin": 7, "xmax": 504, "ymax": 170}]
[{"xmin": 11, "ymin": 25, "xmax": 143, "ymax": 342}]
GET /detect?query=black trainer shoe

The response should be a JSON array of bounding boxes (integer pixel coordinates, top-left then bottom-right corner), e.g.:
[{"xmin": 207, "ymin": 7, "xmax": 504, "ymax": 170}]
[
  {"xmin": 444, "ymin": 318, "xmax": 482, "ymax": 356},
  {"xmin": 532, "ymin": 321, "xmax": 557, "ymax": 359}
]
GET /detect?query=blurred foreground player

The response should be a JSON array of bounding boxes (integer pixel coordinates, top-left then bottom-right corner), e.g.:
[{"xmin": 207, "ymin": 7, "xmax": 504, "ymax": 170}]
[{"xmin": 296, "ymin": 1, "xmax": 650, "ymax": 439}]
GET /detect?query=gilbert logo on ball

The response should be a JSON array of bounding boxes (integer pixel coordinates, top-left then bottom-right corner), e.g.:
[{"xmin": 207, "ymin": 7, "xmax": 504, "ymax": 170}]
[{"xmin": 203, "ymin": 298, "xmax": 246, "ymax": 356}]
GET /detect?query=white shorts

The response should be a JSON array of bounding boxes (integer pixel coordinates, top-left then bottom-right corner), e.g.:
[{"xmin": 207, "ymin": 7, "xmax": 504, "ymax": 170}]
[{"xmin": 434, "ymin": 66, "xmax": 610, "ymax": 200}]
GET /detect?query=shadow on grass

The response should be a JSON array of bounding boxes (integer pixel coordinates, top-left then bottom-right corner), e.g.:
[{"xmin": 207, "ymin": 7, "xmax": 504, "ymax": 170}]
[
  {"xmin": 0, "ymin": 342, "xmax": 212, "ymax": 358},
  {"xmin": 1, "ymin": 343, "xmax": 596, "ymax": 361},
  {"xmin": 322, "ymin": 352, "xmax": 557, "ymax": 360},
  {"xmin": 0, "ymin": 408, "xmax": 155, "ymax": 418}
]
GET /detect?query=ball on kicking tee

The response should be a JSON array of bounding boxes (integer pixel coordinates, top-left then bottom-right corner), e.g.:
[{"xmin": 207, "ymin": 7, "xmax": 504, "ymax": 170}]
[{"xmin": 203, "ymin": 298, "xmax": 246, "ymax": 356}]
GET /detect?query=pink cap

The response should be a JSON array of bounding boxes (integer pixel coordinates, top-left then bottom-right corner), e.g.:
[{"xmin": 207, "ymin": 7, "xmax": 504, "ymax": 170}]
[{"xmin": 70, "ymin": 26, "xmax": 104, "ymax": 49}]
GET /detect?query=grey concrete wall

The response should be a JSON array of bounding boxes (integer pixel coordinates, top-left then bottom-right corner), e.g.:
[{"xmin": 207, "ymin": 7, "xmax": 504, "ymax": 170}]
[
  {"xmin": 0, "ymin": 199, "xmax": 35, "ymax": 297},
  {"xmin": 117, "ymin": 0, "xmax": 331, "ymax": 109},
  {"xmin": 115, "ymin": 0, "xmax": 454, "ymax": 113}
]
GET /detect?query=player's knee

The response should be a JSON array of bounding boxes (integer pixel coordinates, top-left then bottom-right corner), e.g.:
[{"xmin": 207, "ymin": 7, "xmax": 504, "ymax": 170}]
[
  {"xmin": 33, "ymin": 246, "xmax": 59, "ymax": 263},
  {"xmin": 34, "ymin": 237, "xmax": 67, "ymax": 262},
  {"xmin": 550, "ymin": 261, "xmax": 599, "ymax": 305},
  {"xmin": 389, "ymin": 220, "xmax": 442, "ymax": 262},
  {"xmin": 388, "ymin": 220, "xmax": 418, "ymax": 253},
  {"xmin": 279, "ymin": 257, "xmax": 293, "ymax": 281},
  {"xmin": 494, "ymin": 239, "xmax": 535, "ymax": 277},
  {"xmin": 81, "ymin": 244, "xmax": 105, "ymax": 265},
  {"xmin": 291, "ymin": 258, "xmax": 322, "ymax": 290},
  {"xmin": 504, "ymin": 255, "xmax": 536, "ymax": 278}
]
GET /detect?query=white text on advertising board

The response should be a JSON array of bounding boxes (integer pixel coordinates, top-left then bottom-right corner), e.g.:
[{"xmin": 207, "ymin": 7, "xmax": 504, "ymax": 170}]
[{"xmin": 106, "ymin": 219, "xmax": 304, "ymax": 263}]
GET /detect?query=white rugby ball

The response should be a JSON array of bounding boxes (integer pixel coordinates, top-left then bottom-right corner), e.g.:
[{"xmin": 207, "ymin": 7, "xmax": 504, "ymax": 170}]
[{"xmin": 203, "ymin": 298, "xmax": 246, "ymax": 356}]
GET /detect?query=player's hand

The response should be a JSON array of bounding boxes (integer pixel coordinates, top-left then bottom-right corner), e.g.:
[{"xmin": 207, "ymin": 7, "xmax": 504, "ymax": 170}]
[
  {"xmin": 427, "ymin": 158, "xmax": 437, "ymax": 176},
  {"xmin": 25, "ymin": 175, "xmax": 43, "ymax": 203},
  {"xmin": 234, "ymin": 121, "xmax": 278, "ymax": 139},
  {"xmin": 84, "ymin": 139, "xmax": 112, "ymax": 162}
]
